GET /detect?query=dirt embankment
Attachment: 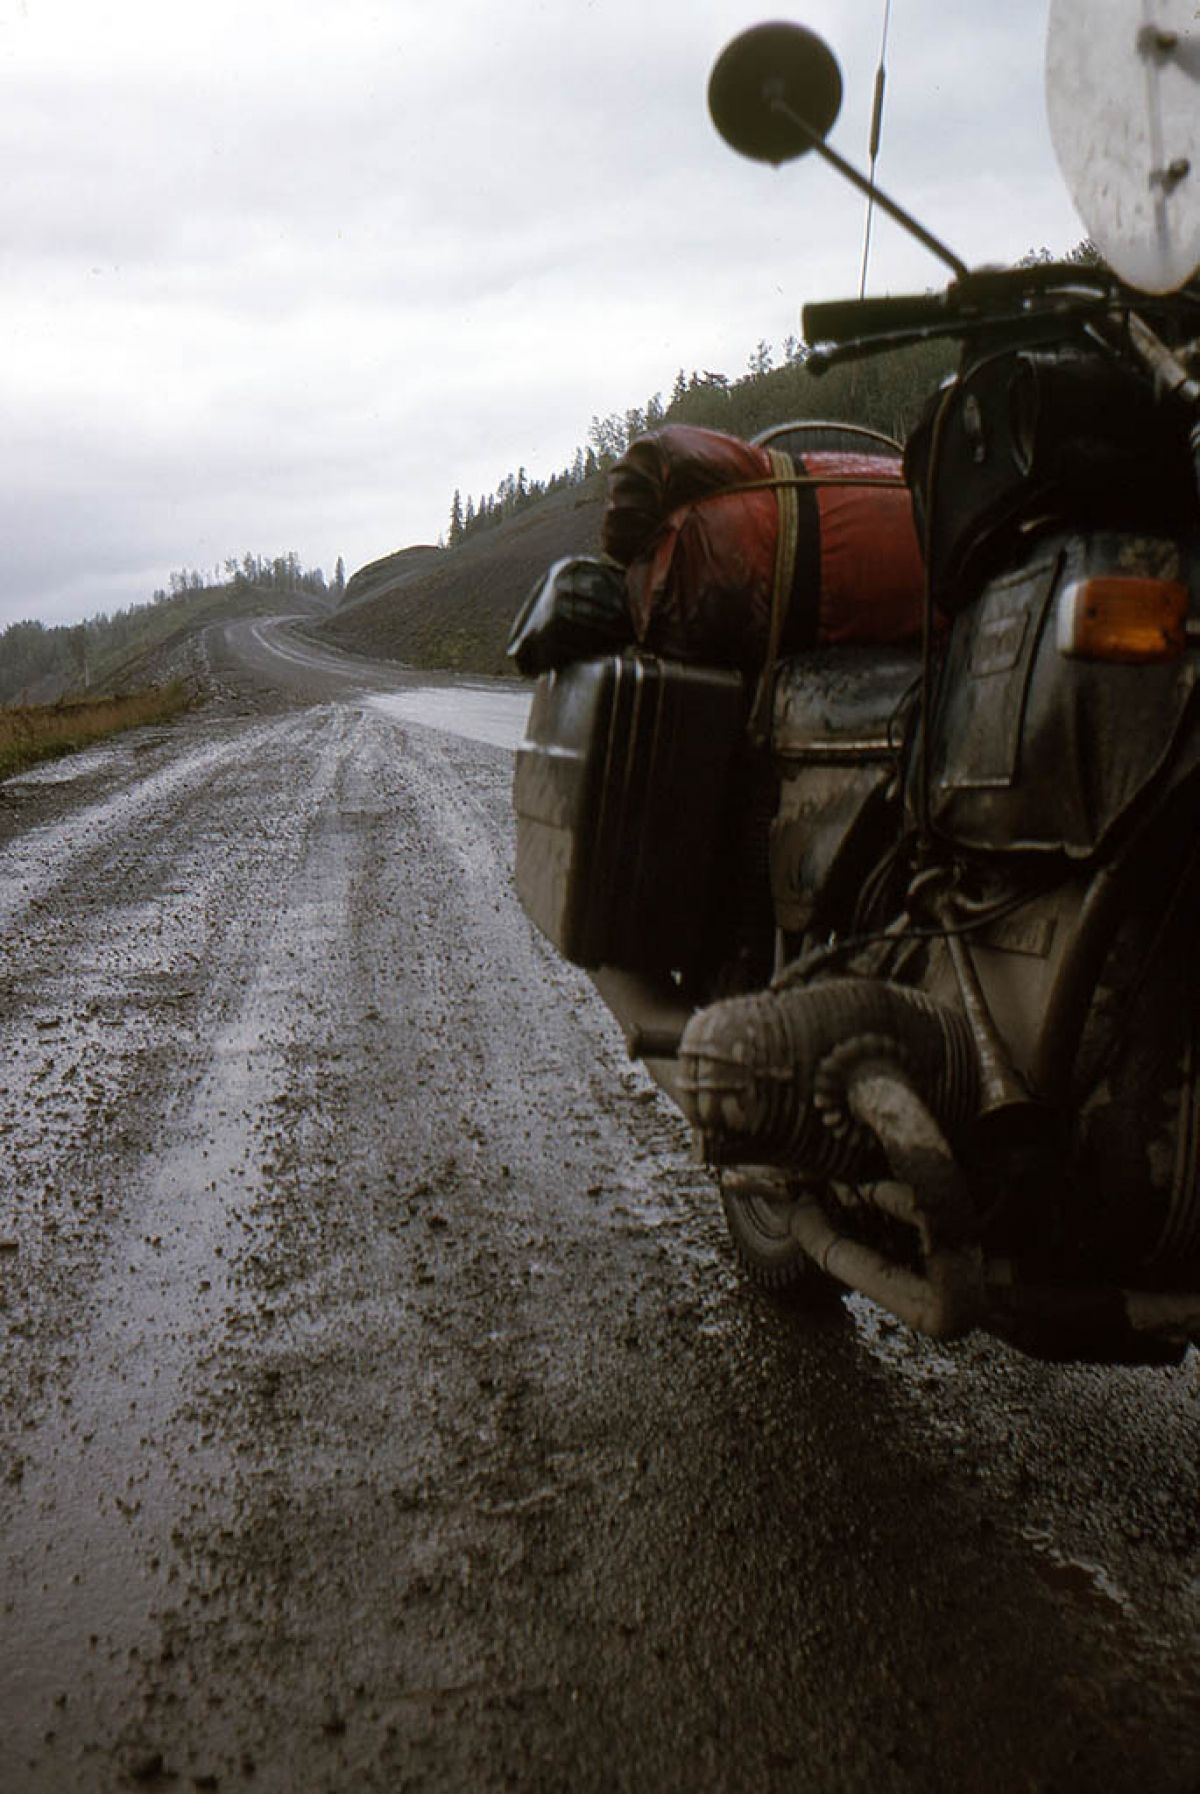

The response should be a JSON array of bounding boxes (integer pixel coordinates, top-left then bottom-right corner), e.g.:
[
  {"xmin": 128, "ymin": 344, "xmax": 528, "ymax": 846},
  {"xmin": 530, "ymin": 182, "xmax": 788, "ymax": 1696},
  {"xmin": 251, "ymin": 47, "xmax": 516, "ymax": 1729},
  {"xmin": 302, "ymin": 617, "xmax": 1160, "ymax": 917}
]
[{"xmin": 314, "ymin": 482, "xmax": 606, "ymax": 676}]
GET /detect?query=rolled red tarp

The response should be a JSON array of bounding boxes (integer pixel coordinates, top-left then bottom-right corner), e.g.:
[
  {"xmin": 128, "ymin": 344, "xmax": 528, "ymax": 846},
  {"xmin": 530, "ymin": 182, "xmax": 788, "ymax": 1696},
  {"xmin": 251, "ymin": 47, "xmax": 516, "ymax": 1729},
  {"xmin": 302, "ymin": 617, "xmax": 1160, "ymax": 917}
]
[{"xmin": 601, "ymin": 424, "xmax": 927, "ymax": 673}]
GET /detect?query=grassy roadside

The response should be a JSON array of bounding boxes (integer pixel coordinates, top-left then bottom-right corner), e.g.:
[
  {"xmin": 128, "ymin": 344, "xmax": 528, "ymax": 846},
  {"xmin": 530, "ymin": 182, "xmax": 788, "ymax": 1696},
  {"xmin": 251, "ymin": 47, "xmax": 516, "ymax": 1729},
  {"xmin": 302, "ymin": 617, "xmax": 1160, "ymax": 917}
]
[{"xmin": 0, "ymin": 682, "xmax": 192, "ymax": 781}]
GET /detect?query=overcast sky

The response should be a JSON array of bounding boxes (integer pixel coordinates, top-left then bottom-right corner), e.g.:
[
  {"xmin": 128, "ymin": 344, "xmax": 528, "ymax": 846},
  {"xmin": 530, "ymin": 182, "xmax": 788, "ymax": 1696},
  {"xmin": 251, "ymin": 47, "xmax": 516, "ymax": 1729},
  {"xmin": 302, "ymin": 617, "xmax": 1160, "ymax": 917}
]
[{"xmin": 1, "ymin": 0, "xmax": 1085, "ymax": 631}]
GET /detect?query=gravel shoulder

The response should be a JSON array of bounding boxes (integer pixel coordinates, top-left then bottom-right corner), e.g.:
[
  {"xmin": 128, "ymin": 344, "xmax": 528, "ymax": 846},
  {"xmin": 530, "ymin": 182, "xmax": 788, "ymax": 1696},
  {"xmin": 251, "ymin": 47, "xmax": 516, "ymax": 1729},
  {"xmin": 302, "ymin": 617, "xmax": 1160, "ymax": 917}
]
[{"xmin": 0, "ymin": 636, "xmax": 1196, "ymax": 1792}]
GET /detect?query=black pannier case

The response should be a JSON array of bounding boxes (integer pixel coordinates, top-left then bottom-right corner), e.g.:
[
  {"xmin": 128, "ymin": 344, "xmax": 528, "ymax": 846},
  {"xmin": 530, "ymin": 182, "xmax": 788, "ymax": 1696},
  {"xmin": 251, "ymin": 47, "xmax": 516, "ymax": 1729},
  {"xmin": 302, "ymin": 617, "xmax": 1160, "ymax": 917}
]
[{"xmin": 513, "ymin": 652, "xmax": 746, "ymax": 976}]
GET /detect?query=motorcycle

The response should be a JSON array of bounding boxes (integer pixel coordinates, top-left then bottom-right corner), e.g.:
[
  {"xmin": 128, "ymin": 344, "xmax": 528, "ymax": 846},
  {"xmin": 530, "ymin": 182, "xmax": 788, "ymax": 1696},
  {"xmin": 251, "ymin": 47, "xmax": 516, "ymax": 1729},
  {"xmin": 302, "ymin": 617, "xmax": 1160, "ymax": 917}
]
[{"xmin": 512, "ymin": 4, "xmax": 1200, "ymax": 1365}]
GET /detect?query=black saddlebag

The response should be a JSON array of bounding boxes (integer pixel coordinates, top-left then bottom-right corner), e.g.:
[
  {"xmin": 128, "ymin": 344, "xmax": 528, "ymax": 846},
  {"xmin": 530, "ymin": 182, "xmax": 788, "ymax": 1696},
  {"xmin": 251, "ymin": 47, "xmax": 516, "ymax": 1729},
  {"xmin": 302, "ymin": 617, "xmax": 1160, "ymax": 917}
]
[{"xmin": 513, "ymin": 652, "xmax": 746, "ymax": 976}]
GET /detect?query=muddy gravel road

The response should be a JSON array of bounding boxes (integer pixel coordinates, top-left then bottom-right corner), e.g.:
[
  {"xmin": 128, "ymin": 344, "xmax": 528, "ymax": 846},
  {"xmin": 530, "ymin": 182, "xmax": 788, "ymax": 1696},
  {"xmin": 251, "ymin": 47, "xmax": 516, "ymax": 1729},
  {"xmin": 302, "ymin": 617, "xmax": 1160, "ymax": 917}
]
[{"xmin": 1, "ymin": 619, "xmax": 1198, "ymax": 1793}]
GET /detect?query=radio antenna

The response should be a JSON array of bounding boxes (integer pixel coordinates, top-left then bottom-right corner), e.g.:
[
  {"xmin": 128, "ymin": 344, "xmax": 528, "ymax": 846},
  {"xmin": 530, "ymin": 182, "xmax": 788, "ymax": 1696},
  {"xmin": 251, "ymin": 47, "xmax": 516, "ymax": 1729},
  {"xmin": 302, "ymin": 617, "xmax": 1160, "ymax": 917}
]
[{"xmin": 858, "ymin": 0, "xmax": 894, "ymax": 297}]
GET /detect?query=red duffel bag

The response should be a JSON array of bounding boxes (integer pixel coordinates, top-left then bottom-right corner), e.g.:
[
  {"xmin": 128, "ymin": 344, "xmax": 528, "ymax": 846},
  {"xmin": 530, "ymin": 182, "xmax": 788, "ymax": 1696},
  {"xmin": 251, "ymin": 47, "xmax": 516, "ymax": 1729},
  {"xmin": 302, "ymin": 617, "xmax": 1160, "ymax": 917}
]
[{"xmin": 601, "ymin": 424, "xmax": 926, "ymax": 674}]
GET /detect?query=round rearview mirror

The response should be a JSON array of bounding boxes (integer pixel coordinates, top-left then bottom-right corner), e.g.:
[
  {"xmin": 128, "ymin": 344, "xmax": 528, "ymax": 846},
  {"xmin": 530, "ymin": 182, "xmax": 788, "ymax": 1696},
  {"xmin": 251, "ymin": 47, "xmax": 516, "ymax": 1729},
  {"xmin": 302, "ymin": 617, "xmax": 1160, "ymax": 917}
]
[
  {"xmin": 708, "ymin": 22, "xmax": 843, "ymax": 166},
  {"xmin": 1047, "ymin": 0, "xmax": 1200, "ymax": 293}
]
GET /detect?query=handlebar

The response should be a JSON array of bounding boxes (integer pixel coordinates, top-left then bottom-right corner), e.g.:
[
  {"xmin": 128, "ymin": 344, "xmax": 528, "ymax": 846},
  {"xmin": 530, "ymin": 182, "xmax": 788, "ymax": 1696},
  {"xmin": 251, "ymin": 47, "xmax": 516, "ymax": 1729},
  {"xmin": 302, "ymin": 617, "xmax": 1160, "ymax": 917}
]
[
  {"xmin": 802, "ymin": 292, "xmax": 950, "ymax": 345},
  {"xmin": 800, "ymin": 262, "xmax": 1200, "ymax": 356},
  {"xmin": 809, "ymin": 272, "xmax": 1200, "ymax": 518},
  {"xmin": 801, "ymin": 265, "xmax": 1200, "ymax": 507}
]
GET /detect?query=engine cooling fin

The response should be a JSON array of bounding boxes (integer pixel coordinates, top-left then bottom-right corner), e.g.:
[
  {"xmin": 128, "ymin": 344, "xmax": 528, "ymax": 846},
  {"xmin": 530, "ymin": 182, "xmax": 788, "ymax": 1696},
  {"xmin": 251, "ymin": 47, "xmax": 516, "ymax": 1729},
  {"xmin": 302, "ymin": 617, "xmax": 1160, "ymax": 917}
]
[{"xmin": 678, "ymin": 977, "xmax": 979, "ymax": 1175}]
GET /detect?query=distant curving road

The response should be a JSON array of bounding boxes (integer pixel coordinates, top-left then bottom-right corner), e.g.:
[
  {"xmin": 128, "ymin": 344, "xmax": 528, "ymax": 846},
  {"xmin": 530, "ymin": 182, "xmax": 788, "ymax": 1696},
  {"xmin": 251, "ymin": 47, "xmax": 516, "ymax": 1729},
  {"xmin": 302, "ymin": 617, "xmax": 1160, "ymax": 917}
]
[
  {"xmin": 220, "ymin": 616, "xmax": 532, "ymax": 748},
  {"xmin": 0, "ymin": 616, "xmax": 1196, "ymax": 1792}
]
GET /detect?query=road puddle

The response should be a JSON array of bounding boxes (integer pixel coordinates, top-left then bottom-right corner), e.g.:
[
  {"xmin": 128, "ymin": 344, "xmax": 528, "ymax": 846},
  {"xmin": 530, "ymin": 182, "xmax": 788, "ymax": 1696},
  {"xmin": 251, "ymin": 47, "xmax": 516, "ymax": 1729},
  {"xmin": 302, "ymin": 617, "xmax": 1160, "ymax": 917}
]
[{"xmin": 366, "ymin": 686, "xmax": 531, "ymax": 752}]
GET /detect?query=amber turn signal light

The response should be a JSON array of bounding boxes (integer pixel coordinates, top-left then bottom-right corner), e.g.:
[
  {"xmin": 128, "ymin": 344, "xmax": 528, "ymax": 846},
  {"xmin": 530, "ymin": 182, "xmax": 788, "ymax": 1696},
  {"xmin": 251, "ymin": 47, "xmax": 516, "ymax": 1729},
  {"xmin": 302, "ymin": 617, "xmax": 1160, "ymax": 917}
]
[{"xmin": 1056, "ymin": 575, "xmax": 1189, "ymax": 663}]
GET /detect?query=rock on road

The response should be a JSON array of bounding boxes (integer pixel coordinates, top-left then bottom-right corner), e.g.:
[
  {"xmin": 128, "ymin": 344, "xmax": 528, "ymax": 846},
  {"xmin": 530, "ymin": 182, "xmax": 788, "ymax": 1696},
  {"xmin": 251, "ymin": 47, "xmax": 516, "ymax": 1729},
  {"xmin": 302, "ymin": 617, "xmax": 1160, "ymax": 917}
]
[{"xmin": 0, "ymin": 621, "xmax": 1198, "ymax": 1793}]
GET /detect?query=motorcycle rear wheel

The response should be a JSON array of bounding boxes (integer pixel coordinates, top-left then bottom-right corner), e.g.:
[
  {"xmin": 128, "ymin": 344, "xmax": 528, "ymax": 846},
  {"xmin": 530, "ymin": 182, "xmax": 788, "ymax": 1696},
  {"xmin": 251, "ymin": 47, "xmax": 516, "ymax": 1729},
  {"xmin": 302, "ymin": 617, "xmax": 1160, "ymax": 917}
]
[{"xmin": 719, "ymin": 1168, "xmax": 841, "ymax": 1303}]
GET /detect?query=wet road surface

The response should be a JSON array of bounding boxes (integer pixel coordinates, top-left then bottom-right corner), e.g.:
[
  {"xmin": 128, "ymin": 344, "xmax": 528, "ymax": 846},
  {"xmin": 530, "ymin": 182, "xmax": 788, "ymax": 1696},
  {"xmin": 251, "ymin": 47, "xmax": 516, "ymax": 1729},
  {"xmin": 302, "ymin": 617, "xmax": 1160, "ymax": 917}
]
[{"xmin": 0, "ymin": 620, "xmax": 1197, "ymax": 1791}]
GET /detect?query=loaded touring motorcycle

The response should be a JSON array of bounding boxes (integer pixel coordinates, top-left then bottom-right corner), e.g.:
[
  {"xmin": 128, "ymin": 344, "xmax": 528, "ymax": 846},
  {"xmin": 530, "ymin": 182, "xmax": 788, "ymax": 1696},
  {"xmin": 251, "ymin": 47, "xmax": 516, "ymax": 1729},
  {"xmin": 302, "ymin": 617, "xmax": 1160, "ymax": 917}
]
[{"xmin": 511, "ymin": 6, "xmax": 1200, "ymax": 1365}]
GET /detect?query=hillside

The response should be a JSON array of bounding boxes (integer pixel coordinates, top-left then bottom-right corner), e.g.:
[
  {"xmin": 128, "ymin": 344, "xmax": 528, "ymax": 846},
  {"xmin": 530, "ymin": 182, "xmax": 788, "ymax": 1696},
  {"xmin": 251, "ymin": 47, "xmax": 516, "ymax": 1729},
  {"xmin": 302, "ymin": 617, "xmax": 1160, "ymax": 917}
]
[
  {"xmin": 339, "ymin": 544, "xmax": 442, "ymax": 611},
  {"xmin": 313, "ymin": 479, "xmax": 607, "ymax": 677},
  {"xmin": 2, "ymin": 553, "xmax": 334, "ymax": 707},
  {"xmin": 95, "ymin": 585, "xmax": 333, "ymax": 695}
]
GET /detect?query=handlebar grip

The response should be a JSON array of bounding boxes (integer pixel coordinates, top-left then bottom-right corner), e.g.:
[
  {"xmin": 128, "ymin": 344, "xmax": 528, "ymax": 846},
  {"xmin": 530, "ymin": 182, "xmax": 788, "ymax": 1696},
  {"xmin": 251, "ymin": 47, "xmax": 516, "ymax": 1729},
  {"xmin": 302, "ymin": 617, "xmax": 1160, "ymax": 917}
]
[{"xmin": 802, "ymin": 292, "xmax": 948, "ymax": 345}]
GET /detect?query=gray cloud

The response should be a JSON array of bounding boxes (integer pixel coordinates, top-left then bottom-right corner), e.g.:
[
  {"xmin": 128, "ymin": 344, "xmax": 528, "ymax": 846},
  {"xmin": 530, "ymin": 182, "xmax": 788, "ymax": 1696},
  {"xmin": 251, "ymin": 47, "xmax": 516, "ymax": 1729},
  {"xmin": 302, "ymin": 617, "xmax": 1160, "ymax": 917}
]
[{"xmin": 1, "ymin": 0, "xmax": 1088, "ymax": 629}]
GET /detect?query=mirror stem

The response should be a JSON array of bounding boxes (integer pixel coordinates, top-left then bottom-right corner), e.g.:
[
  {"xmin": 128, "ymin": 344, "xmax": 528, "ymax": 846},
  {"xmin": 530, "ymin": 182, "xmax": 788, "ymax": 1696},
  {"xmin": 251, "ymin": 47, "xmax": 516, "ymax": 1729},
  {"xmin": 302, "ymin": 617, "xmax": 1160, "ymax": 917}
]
[{"xmin": 769, "ymin": 97, "xmax": 970, "ymax": 281}]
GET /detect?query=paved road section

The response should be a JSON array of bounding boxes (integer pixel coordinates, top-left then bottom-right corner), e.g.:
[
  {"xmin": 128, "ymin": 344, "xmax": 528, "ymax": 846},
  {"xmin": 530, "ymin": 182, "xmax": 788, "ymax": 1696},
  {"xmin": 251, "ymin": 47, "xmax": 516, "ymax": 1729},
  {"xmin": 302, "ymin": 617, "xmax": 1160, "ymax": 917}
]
[{"xmin": 0, "ymin": 626, "xmax": 1197, "ymax": 1791}]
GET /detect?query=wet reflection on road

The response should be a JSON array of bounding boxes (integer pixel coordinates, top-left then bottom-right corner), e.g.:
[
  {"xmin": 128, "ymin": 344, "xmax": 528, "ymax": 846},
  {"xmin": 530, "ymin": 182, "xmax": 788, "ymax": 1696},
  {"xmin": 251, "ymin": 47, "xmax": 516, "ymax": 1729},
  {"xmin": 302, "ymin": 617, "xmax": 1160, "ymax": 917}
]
[{"xmin": 365, "ymin": 685, "xmax": 531, "ymax": 753}]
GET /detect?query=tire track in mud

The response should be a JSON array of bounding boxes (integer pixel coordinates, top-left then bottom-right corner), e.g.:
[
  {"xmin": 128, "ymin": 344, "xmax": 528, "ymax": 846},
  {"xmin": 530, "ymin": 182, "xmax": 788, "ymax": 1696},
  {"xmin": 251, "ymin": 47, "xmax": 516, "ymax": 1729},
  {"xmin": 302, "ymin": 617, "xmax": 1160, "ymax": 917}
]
[
  {"xmin": 0, "ymin": 711, "xmax": 357, "ymax": 1399},
  {"xmin": 115, "ymin": 719, "xmax": 733, "ymax": 1787},
  {"xmin": 0, "ymin": 716, "xmax": 308, "ymax": 938},
  {"xmin": 0, "ymin": 704, "xmax": 710, "ymax": 1789},
  {"xmin": 0, "ymin": 707, "xmax": 398, "ymax": 1781}
]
